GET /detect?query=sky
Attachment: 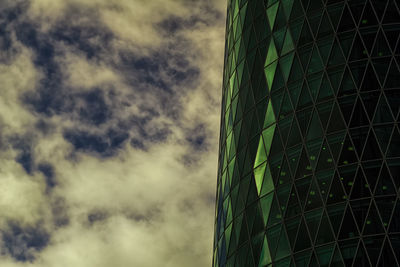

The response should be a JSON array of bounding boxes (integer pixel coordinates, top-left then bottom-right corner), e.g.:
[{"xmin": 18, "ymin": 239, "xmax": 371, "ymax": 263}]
[{"xmin": 0, "ymin": 0, "xmax": 226, "ymax": 266}]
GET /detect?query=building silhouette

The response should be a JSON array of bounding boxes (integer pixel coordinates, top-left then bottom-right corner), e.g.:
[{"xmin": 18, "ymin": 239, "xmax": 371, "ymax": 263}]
[{"xmin": 213, "ymin": 0, "xmax": 400, "ymax": 266}]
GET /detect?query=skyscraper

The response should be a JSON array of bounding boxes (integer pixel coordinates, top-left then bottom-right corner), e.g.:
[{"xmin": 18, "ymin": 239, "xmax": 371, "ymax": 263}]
[{"xmin": 213, "ymin": 0, "xmax": 400, "ymax": 266}]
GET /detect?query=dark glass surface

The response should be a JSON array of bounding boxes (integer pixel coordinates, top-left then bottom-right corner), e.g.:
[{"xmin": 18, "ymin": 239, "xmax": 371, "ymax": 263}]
[{"xmin": 214, "ymin": 0, "xmax": 400, "ymax": 266}]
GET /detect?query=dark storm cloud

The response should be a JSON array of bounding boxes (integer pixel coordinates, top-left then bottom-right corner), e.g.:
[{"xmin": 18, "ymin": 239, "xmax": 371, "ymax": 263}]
[
  {"xmin": 63, "ymin": 129, "xmax": 129, "ymax": 157},
  {"xmin": 37, "ymin": 162, "xmax": 56, "ymax": 189},
  {"xmin": 1, "ymin": 223, "xmax": 49, "ymax": 262},
  {"xmin": 9, "ymin": 136, "xmax": 34, "ymax": 174}
]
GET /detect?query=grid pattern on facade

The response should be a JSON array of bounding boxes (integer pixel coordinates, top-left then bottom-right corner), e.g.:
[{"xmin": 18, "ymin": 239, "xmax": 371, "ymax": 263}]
[{"xmin": 213, "ymin": 0, "xmax": 400, "ymax": 266}]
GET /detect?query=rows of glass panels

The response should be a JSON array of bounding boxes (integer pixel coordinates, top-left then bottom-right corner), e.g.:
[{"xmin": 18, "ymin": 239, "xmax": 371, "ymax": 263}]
[{"xmin": 214, "ymin": 0, "xmax": 400, "ymax": 266}]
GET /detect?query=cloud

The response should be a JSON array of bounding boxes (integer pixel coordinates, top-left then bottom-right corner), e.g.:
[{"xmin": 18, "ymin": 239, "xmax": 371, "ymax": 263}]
[{"xmin": 0, "ymin": 0, "xmax": 226, "ymax": 266}]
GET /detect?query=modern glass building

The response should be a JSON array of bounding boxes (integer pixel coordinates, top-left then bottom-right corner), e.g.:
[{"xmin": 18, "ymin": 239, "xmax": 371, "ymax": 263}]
[{"xmin": 213, "ymin": 0, "xmax": 400, "ymax": 266}]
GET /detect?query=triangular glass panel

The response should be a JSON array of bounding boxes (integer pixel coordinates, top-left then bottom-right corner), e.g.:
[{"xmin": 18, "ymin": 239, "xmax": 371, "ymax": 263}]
[
  {"xmin": 273, "ymin": 4, "xmax": 287, "ymax": 31},
  {"xmin": 280, "ymin": 52, "xmax": 295, "ymax": 83},
  {"xmin": 348, "ymin": 0, "xmax": 365, "ymax": 25},
  {"xmin": 385, "ymin": 61, "xmax": 400, "ymax": 89},
  {"xmin": 251, "ymin": 232, "xmax": 265, "ymax": 266},
  {"xmin": 349, "ymin": 127, "xmax": 368, "ymax": 158},
  {"xmin": 287, "ymin": 120, "xmax": 302, "ymax": 147},
  {"xmin": 360, "ymin": 62, "xmax": 380, "ymax": 92},
  {"xmin": 386, "ymin": 127, "xmax": 400, "ymax": 158},
  {"xmin": 271, "ymin": 61, "xmax": 286, "ymax": 93},
  {"xmin": 260, "ymin": 193, "xmax": 274, "ymax": 225},
  {"xmin": 375, "ymin": 163, "xmax": 396, "ymax": 196},
  {"xmin": 267, "ymin": 195, "xmax": 283, "ymax": 227},
  {"xmin": 337, "ymin": 67, "xmax": 356, "ymax": 97},
  {"xmin": 308, "ymin": 12, "xmax": 322, "ymax": 37},
  {"xmin": 338, "ymin": 239, "xmax": 358, "ymax": 266},
  {"xmin": 307, "ymin": 72, "xmax": 323, "ymax": 101},
  {"xmin": 285, "ymin": 187, "xmax": 302, "ymax": 218},
  {"xmin": 297, "ymin": 83, "xmax": 313, "ymax": 110},
  {"xmin": 375, "ymin": 196, "xmax": 396, "ymax": 229},
  {"xmin": 326, "ymin": 3, "xmax": 343, "ymax": 30},
  {"xmin": 308, "ymin": 252, "xmax": 318, "ymax": 267},
  {"xmin": 329, "ymin": 246, "xmax": 345, "ymax": 266},
  {"xmin": 327, "ymin": 203, "xmax": 346, "ymax": 236},
  {"xmin": 317, "ymin": 37, "xmax": 333, "ymax": 66},
  {"xmin": 364, "ymin": 236, "xmax": 384, "ymax": 266},
  {"xmin": 265, "ymin": 62, "xmax": 278, "ymax": 91},
  {"xmin": 295, "ymin": 177, "xmax": 312, "ymax": 208},
  {"xmin": 258, "ymin": 235, "xmax": 272, "ymax": 266},
  {"xmin": 337, "ymin": 31, "xmax": 355, "ymax": 60},
  {"xmin": 261, "ymin": 165, "xmax": 275, "ymax": 197},
  {"xmin": 267, "ymin": 2, "xmax": 279, "ymax": 31},
  {"xmin": 350, "ymin": 199, "xmax": 370, "ymax": 231},
  {"xmin": 316, "ymin": 169, "xmax": 334, "ymax": 202},
  {"xmin": 254, "ymin": 162, "xmax": 267, "ymax": 195},
  {"xmin": 377, "ymin": 237, "xmax": 399, "ymax": 267},
  {"xmin": 295, "ymin": 148, "xmax": 313, "ymax": 179},
  {"xmin": 304, "ymin": 179, "xmax": 323, "ymax": 211},
  {"xmin": 267, "ymin": 224, "xmax": 281, "ymax": 260},
  {"xmin": 294, "ymin": 217, "xmax": 311, "ymax": 252},
  {"xmin": 306, "ymin": 138, "xmax": 322, "ymax": 171},
  {"xmin": 389, "ymin": 201, "xmax": 400, "ymax": 234},
  {"xmin": 277, "ymin": 115, "xmax": 293, "ymax": 148},
  {"xmin": 326, "ymin": 131, "xmax": 346, "ymax": 163},
  {"xmin": 277, "ymin": 156, "xmax": 292, "ymax": 186},
  {"xmin": 317, "ymin": 74, "xmax": 334, "ymax": 102},
  {"xmin": 316, "ymin": 141, "xmax": 334, "ymax": 172},
  {"xmin": 372, "ymin": 57, "xmax": 391, "ymax": 86},
  {"xmin": 362, "ymin": 130, "xmax": 383, "ymax": 160},
  {"xmin": 298, "ymin": 21, "xmax": 313, "ymax": 47},
  {"xmin": 350, "ymin": 61, "xmax": 367, "ymax": 92},
  {"xmin": 352, "ymin": 241, "xmax": 371, "ymax": 266},
  {"xmin": 338, "ymin": 134, "xmax": 358, "ymax": 166},
  {"xmin": 287, "ymin": 82, "xmax": 302, "ymax": 110},
  {"xmin": 294, "ymin": 249, "xmax": 312, "ymax": 267},
  {"xmin": 287, "ymin": 53, "xmax": 303, "ymax": 83},
  {"xmin": 338, "ymin": 164, "xmax": 357, "ymax": 196},
  {"xmin": 287, "ymin": 145, "xmax": 302, "ymax": 176},
  {"xmin": 337, "ymin": 5, "xmax": 355, "ymax": 32},
  {"xmin": 350, "ymin": 169, "xmax": 372, "ymax": 199},
  {"xmin": 274, "ymin": 256, "xmax": 291, "ymax": 267},
  {"xmin": 383, "ymin": 0, "xmax": 400, "ymax": 24},
  {"xmin": 316, "ymin": 243, "xmax": 335, "ymax": 266},
  {"xmin": 317, "ymin": 11, "xmax": 333, "ymax": 40},
  {"xmin": 371, "ymin": 29, "xmax": 391, "ymax": 58},
  {"xmin": 277, "ymin": 184, "xmax": 291, "ymax": 216},
  {"xmin": 282, "ymin": 31, "xmax": 294, "ymax": 55},
  {"xmin": 327, "ymin": 172, "xmax": 346, "ymax": 205},
  {"xmin": 274, "ymin": 227, "xmax": 291, "ymax": 261},
  {"xmin": 327, "ymin": 65, "xmax": 345, "ymax": 94},
  {"xmin": 307, "ymin": 46, "xmax": 324, "ymax": 74},
  {"xmin": 298, "ymin": 45, "xmax": 312, "ymax": 71},
  {"xmin": 359, "ymin": 29, "xmax": 375, "ymax": 55},
  {"xmin": 360, "ymin": 92, "xmax": 379, "ymax": 121},
  {"xmin": 285, "ymin": 216, "xmax": 301, "ymax": 249},
  {"xmin": 349, "ymin": 32, "xmax": 368, "ymax": 61},
  {"xmin": 363, "ymin": 201, "xmax": 385, "ymax": 235},
  {"xmin": 326, "ymin": 103, "xmax": 346, "ymax": 134},
  {"xmin": 263, "ymin": 101, "xmax": 276, "ymax": 130},
  {"xmin": 315, "ymin": 211, "xmax": 335, "ymax": 246},
  {"xmin": 282, "ymin": 0, "xmax": 294, "ymax": 19},
  {"xmin": 296, "ymin": 108, "xmax": 312, "ymax": 136},
  {"xmin": 361, "ymin": 160, "xmax": 380, "ymax": 192},
  {"xmin": 338, "ymin": 205, "xmax": 359, "ymax": 239},
  {"xmin": 359, "ymin": 1, "xmax": 378, "ymax": 28},
  {"xmin": 373, "ymin": 94, "xmax": 395, "ymax": 123},
  {"xmin": 304, "ymin": 208, "xmax": 323, "ymax": 243}
]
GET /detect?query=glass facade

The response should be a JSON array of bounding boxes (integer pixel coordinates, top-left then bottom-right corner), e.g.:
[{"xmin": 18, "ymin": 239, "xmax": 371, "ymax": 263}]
[{"xmin": 213, "ymin": 0, "xmax": 400, "ymax": 266}]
